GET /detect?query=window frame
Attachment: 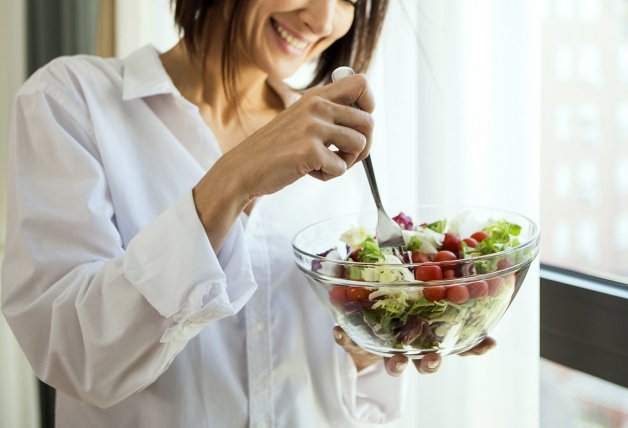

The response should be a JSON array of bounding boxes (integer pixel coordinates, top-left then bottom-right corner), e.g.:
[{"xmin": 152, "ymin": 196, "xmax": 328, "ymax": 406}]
[{"xmin": 540, "ymin": 263, "xmax": 628, "ymax": 388}]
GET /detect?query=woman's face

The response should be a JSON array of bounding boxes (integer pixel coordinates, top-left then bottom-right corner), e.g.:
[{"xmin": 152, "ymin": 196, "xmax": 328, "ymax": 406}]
[{"xmin": 239, "ymin": 0, "xmax": 357, "ymax": 79}]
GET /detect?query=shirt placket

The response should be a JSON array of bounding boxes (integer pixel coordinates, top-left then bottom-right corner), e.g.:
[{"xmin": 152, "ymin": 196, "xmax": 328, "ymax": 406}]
[{"xmin": 245, "ymin": 209, "xmax": 273, "ymax": 428}]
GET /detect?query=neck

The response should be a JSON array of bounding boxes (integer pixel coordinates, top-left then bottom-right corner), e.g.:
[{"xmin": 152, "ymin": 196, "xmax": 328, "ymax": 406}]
[{"xmin": 160, "ymin": 39, "xmax": 280, "ymax": 129}]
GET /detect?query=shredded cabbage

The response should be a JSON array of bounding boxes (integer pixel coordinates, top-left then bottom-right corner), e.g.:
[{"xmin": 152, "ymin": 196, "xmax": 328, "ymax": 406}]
[{"xmin": 340, "ymin": 226, "xmax": 371, "ymax": 247}]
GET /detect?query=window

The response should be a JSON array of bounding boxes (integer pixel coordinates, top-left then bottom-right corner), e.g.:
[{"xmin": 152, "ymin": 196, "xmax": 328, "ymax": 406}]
[
  {"xmin": 541, "ymin": 0, "xmax": 628, "ymax": 281},
  {"xmin": 541, "ymin": 1, "xmax": 628, "ymax": 425}
]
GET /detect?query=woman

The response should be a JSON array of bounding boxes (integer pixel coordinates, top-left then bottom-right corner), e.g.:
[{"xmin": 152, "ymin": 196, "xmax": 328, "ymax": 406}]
[{"xmin": 2, "ymin": 1, "xmax": 493, "ymax": 426}]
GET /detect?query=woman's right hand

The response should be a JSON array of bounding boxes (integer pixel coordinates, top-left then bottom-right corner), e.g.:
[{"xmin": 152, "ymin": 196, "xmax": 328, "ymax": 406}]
[
  {"xmin": 193, "ymin": 74, "xmax": 375, "ymax": 250},
  {"xmin": 227, "ymin": 73, "xmax": 375, "ymax": 198}
]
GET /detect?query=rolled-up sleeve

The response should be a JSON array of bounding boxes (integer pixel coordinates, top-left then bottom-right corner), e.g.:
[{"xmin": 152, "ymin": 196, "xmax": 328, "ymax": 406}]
[
  {"xmin": 124, "ymin": 192, "xmax": 256, "ymax": 343},
  {"xmin": 1, "ymin": 72, "xmax": 257, "ymax": 408}
]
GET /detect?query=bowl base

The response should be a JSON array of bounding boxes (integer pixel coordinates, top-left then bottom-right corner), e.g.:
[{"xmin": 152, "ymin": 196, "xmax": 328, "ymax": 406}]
[{"xmin": 356, "ymin": 337, "xmax": 485, "ymax": 359}]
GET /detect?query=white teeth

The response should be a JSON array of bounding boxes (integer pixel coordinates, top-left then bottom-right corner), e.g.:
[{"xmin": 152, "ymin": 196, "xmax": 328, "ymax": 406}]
[{"xmin": 273, "ymin": 21, "xmax": 307, "ymax": 50}]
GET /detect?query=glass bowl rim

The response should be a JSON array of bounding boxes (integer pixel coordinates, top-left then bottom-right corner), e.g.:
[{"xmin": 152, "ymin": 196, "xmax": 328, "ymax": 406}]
[{"xmin": 292, "ymin": 204, "xmax": 540, "ymax": 284}]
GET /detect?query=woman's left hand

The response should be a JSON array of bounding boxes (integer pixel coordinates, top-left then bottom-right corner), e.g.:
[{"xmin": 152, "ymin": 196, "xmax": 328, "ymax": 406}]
[{"xmin": 333, "ymin": 326, "xmax": 496, "ymax": 376}]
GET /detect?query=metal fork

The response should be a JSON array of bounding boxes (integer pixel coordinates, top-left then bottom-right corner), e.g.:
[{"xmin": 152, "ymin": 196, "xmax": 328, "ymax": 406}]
[
  {"xmin": 331, "ymin": 67, "xmax": 406, "ymax": 253},
  {"xmin": 361, "ymin": 155, "xmax": 406, "ymax": 251}
]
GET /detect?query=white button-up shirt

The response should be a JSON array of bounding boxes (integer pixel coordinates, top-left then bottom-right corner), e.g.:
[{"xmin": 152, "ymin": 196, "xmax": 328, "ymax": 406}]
[{"xmin": 2, "ymin": 45, "xmax": 405, "ymax": 427}]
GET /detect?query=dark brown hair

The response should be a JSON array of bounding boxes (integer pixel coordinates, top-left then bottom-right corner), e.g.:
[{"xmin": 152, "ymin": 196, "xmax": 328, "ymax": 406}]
[{"xmin": 171, "ymin": 0, "xmax": 389, "ymax": 100}]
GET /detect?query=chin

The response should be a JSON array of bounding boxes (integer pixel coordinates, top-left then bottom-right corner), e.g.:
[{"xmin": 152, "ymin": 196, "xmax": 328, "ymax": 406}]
[{"xmin": 263, "ymin": 58, "xmax": 307, "ymax": 80}]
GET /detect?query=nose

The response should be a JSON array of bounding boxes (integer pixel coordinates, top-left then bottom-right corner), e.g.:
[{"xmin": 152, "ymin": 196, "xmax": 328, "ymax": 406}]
[{"xmin": 299, "ymin": 0, "xmax": 335, "ymax": 36}]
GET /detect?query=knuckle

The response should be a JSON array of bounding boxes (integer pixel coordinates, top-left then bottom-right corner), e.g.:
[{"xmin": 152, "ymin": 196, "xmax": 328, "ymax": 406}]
[
  {"xmin": 307, "ymin": 95, "xmax": 329, "ymax": 116},
  {"xmin": 354, "ymin": 73, "xmax": 369, "ymax": 88},
  {"xmin": 304, "ymin": 120, "xmax": 322, "ymax": 137},
  {"xmin": 305, "ymin": 140, "xmax": 323, "ymax": 160}
]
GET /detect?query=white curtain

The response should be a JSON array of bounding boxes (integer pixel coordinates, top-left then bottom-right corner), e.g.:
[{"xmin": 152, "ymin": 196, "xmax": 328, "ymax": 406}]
[
  {"xmin": 0, "ymin": 0, "xmax": 41, "ymax": 428},
  {"xmin": 115, "ymin": 0, "xmax": 179, "ymax": 57},
  {"xmin": 372, "ymin": 1, "xmax": 541, "ymax": 427}
]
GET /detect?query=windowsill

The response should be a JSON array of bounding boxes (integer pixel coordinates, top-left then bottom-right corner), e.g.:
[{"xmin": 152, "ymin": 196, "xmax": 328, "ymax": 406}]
[{"xmin": 540, "ymin": 264, "xmax": 628, "ymax": 388}]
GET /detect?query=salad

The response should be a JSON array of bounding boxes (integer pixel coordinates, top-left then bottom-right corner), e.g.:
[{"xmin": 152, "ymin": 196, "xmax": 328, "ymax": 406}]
[{"xmin": 311, "ymin": 212, "xmax": 526, "ymax": 354}]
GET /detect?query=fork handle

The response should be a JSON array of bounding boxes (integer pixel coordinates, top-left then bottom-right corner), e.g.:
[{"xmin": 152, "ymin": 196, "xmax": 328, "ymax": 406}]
[
  {"xmin": 362, "ymin": 155, "xmax": 385, "ymax": 212},
  {"xmin": 331, "ymin": 68, "xmax": 386, "ymax": 213}
]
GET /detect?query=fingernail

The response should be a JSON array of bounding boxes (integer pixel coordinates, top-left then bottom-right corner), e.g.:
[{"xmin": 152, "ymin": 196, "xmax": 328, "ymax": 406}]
[
  {"xmin": 395, "ymin": 361, "xmax": 407, "ymax": 372},
  {"xmin": 427, "ymin": 360, "xmax": 440, "ymax": 370},
  {"xmin": 334, "ymin": 331, "xmax": 343, "ymax": 341}
]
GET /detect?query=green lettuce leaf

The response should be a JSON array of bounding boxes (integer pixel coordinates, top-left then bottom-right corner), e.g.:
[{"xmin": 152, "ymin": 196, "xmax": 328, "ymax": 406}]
[
  {"xmin": 406, "ymin": 236, "xmax": 423, "ymax": 252},
  {"xmin": 427, "ymin": 219, "xmax": 447, "ymax": 233},
  {"xmin": 357, "ymin": 236, "xmax": 383, "ymax": 263}
]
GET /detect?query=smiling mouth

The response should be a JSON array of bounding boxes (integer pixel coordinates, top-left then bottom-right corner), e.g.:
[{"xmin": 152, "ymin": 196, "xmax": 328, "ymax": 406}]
[{"xmin": 271, "ymin": 19, "xmax": 309, "ymax": 51}]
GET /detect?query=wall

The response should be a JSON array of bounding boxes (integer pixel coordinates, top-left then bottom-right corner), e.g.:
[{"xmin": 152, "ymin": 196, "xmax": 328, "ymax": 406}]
[{"xmin": 0, "ymin": 0, "xmax": 41, "ymax": 427}]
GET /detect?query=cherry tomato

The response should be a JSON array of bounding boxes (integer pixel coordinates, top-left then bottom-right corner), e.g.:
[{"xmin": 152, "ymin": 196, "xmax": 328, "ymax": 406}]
[
  {"xmin": 487, "ymin": 277, "xmax": 504, "ymax": 296},
  {"xmin": 470, "ymin": 231, "xmax": 490, "ymax": 242},
  {"xmin": 348, "ymin": 249, "xmax": 361, "ymax": 262},
  {"xmin": 442, "ymin": 232, "xmax": 461, "ymax": 254},
  {"xmin": 346, "ymin": 287, "xmax": 371, "ymax": 301},
  {"xmin": 446, "ymin": 285, "xmax": 470, "ymax": 304},
  {"xmin": 462, "ymin": 237, "xmax": 478, "ymax": 248},
  {"xmin": 497, "ymin": 258, "xmax": 514, "ymax": 270},
  {"xmin": 411, "ymin": 251, "xmax": 430, "ymax": 263},
  {"xmin": 443, "ymin": 269, "xmax": 456, "ymax": 280},
  {"xmin": 434, "ymin": 250, "xmax": 457, "ymax": 262},
  {"xmin": 423, "ymin": 286, "xmax": 446, "ymax": 301},
  {"xmin": 415, "ymin": 265, "xmax": 443, "ymax": 281},
  {"xmin": 330, "ymin": 286, "xmax": 348, "ymax": 307},
  {"xmin": 467, "ymin": 280, "xmax": 489, "ymax": 298}
]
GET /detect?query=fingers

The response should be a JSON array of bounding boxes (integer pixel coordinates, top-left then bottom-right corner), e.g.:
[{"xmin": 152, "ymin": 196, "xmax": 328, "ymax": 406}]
[
  {"xmin": 307, "ymin": 145, "xmax": 348, "ymax": 181},
  {"xmin": 306, "ymin": 118, "xmax": 370, "ymax": 181},
  {"xmin": 321, "ymin": 74, "xmax": 375, "ymax": 113},
  {"xmin": 332, "ymin": 326, "xmax": 370, "ymax": 356},
  {"xmin": 294, "ymin": 77, "xmax": 374, "ymax": 178},
  {"xmin": 322, "ymin": 125, "xmax": 368, "ymax": 169},
  {"xmin": 301, "ymin": 98, "xmax": 372, "ymax": 170},
  {"xmin": 331, "ymin": 327, "xmax": 448, "ymax": 377},
  {"xmin": 327, "ymin": 104, "xmax": 373, "ymax": 164},
  {"xmin": 332, "ymin": 332, "xmax": 495, "ymax": 379},
  {"xmin": 333, "ymin": 326, "xmax": 381, "ymax": 372},
  {"xmin": 383, "ymin": 355, "xmax": 409, "ymax": 377},
  {"xmin": 407, "ymin": 338, "xmax": 495, "ymax": 375},
  {"xmin": 321, "ymin": 77, "xmax": 374, "ymax": 164},
  {"xmin": 230, "ymin": 74, "xmax": 375, "ymax": 197},
  {"xmin": 412, "ymin": 353, "xmax": 442, "ymax": 374},
  {"xmin": 459, "ymin": 337, "xmax": 497, "ymax": 356}
]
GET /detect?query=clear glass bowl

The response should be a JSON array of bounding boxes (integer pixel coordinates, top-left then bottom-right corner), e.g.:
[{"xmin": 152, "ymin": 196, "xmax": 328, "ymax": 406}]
[{"xmin": 292, "ymin": 206, "xmax": 540, "ymax": 359}]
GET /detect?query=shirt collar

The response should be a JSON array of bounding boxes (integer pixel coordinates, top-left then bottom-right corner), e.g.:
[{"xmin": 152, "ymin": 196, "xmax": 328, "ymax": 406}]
[
  {"xmin": 122, "ymin": 45, "xmax": 180, "ymax": 101},
  {"xmin": 121, "ymin": 44, "xmax": 302, "ymax": 108}
]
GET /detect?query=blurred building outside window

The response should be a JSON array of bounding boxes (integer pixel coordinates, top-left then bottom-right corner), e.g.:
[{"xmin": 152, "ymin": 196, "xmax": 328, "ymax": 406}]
[
  {"xmin": 541, "ymin": 0, "xmax": 628, "ymax": 281},
  {"xmin": 541, "ymin": 0, "xmax": 628, "ymax": 426}
]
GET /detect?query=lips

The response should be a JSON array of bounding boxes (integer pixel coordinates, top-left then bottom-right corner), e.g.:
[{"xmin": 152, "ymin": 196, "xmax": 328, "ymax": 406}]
[{"xmin": 270, "ymin": 18, "xmax": 309, "ymax": 51}]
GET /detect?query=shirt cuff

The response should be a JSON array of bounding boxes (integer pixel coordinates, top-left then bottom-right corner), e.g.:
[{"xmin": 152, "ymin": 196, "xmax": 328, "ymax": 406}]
[
  {"xmin": 122, "ymin": 191, "xmax": 257, "ymax": 342},
  {"xmin": 337, "ymin": 349, "xmax": 407, "ymax": 424}
]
